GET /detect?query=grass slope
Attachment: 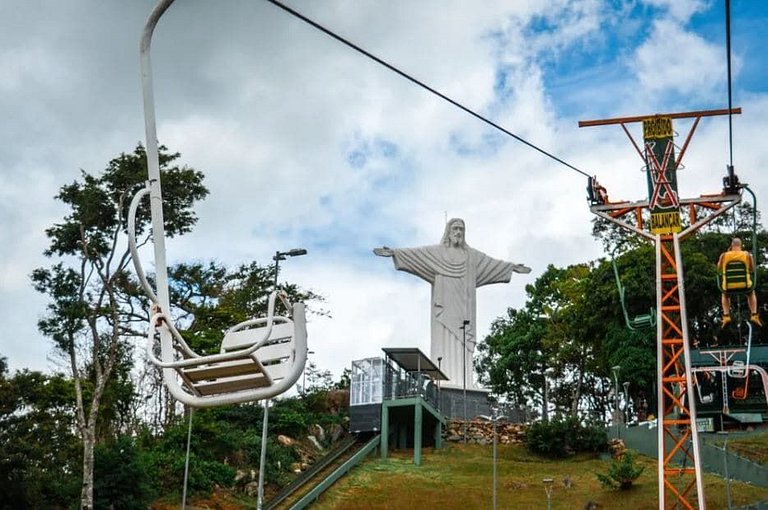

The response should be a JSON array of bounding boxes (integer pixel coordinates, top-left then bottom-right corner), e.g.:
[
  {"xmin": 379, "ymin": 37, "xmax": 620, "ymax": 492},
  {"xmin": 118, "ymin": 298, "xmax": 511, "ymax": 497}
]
[
  {"xmin": 312, "ymin": 443, "xmax": 768, "ymax": 509},
  {"xmin": 713, "ymin": 430, "xmax": 768, "ymax": 466}
]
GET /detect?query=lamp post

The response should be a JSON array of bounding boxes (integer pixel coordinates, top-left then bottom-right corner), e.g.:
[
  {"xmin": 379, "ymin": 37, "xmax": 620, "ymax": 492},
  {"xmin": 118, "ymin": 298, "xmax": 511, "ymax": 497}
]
[
  {"xmin": 258, "ymin": 248, "xmax": 307, "ymax": 510},
  {"xmin": 477, "ymin": 411, "xmax": 506, "ymax": 510},
  {"xmin": 611, "ymin": 365, "xmax": 621, "ymax": 437},
  {"xmin": 461, "ymin": 319, "xmax": 470, "ymax": 443},
  {"xmin": 437, "ymin": 356, "xmax": 442, "ymax": 411},
  {"xmin": 623, "ymin": 381, "xmax": 630, "ymax": 423},
  {"xmin": 543, "ymin": 367, "xmax": 554, "ymax": 422},
  {"xmin": 272, "ymin": 248, "xmax": 308, "ymax": 289},
  {"xmin": 717, "ymin": 431, "xmax": 733, "ymax": 509}
]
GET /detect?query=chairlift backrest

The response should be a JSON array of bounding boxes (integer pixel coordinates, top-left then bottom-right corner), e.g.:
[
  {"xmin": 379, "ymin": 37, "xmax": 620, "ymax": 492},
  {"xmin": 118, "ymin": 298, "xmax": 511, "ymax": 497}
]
[{"xmin": 720, "ymin": 259, "xmax": 753, "ymax": 293}]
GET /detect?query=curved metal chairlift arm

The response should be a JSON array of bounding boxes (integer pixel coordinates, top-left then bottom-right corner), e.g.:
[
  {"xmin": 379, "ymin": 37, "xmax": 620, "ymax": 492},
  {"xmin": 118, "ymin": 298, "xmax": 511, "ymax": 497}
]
[
  {"xmin": 146, "ymin": 291, "xmax": 290, "ymax": 369},
  {"xmin": 140, "ymin": 0, "xmax": 177, "ymax": 316},
  {"xmin": 131, "ymin": 184, "xmax": 297, "ymax": 365},
  {"xmin": 611, "ymin": 257, "xmax": 655, "ymax": 330},
  {"xmin": 128, "ymin": 186, "xmax": 158, "ymax": 304}
]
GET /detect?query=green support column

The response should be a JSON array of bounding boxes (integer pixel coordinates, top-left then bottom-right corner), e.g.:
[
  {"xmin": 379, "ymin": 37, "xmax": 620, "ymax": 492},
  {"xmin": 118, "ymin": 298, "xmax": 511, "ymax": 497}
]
[
  {"xmin": 434, "ymin": 417, "xmax": 442, "ymax": 449},
  {"xmin": 381, "ymin": 403, "xmax": 389, "ymax": 459},
  {"xmin": 414, "ymin": 402, "xmax": 423, "ymax": 466}
]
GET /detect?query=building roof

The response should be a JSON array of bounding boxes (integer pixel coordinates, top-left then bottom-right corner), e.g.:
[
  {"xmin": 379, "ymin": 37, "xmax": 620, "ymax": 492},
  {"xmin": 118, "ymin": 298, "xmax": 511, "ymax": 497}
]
[{"xmin": 382, "ymin": 347, "xmax": 449, "ymax": 381}]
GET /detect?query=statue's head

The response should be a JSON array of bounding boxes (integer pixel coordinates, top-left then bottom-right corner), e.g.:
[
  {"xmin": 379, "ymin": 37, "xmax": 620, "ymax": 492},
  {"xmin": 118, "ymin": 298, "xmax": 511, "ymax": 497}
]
[
  {"xmin": 731, "ymin": 237, "xmax": 743, "ymax": 250},
  {"xmin": 441, "ymin": 218, "xmax": 467, "ymax": 248}
]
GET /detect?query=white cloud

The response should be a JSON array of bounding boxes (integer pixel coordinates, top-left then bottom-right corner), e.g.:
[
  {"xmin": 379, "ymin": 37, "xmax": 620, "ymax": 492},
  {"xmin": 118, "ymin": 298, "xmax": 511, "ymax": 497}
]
[
  {"xmin": 633, "ymin": 19, "xmax": 725, "ymax": 99},
  {"xmin": 641, "ymin": 0, "xmax": 709, "ymax": 23}
]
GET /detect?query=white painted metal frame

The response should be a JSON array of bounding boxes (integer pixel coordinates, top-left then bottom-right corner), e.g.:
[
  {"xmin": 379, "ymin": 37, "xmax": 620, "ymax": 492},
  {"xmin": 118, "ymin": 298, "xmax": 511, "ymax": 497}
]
[
  {"xmin": 671, "ymin": 233, "xmax": 705, "ymax": 508},
  {"xmin": 135, "ymin": 0, "xmax": 307, "ymax": 407}
]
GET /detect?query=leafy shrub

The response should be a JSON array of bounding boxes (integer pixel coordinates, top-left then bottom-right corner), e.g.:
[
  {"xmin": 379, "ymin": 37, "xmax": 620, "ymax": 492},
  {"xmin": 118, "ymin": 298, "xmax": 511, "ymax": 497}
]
[
  {"xmin": 596, "ymin": 449, "xmax": 645, "ymax": 490},
  {"xmin": 525, "ymin": 416, "xmax": 607, "ymax": 458},
  {"xmin": 94, "ymin": 436, "xmax": 154, "ymax": 509}
]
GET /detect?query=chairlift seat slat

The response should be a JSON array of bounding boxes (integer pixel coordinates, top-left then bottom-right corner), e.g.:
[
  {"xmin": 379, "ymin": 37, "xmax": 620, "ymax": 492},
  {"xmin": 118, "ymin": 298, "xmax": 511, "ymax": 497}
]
[
  {"xmin": 222, "ymin": 322, "xmax": 295, "ymax": 351},
  {"xmin": 182, "ymin": 357, "xmax": 266, "ymax": 382},
  {"xmin": 192, "ymin": 373, "xmax": 273, "ymax": 396}
]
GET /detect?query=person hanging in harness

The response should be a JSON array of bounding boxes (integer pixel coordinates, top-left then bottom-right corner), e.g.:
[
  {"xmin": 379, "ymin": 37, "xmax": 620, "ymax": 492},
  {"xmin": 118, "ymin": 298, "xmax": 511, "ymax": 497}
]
[{"xmin": 718, "ymin": 237, "xmax": 762, "ymax": 327}]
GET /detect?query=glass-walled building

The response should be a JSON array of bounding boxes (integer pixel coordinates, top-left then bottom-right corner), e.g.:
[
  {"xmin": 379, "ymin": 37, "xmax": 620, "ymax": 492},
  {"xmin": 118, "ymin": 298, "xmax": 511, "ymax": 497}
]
[{"xmin": 349, "ymin": 348, "xmax": 446, "ymax": 433}]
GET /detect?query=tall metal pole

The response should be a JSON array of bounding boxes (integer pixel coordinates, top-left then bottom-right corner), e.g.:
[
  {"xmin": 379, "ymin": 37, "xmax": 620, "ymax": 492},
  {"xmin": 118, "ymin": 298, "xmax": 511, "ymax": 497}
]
[
  {"xmin": 181, "ymin": 408, "xmax": 193, "ymax": 510},
  {"xmin": 477, "ymin": 412, "xmax": 506, "ymax": 510},
  {"xmin": 257, "ymin": 400, "xmax": 268, "ymax": 510},
  {"xmin": 258, "ymin": 248, "xmax": 307, "ymax": 510},
  {"xmin": 718, "ymin": 431, "xmax": 732, "ymax": 509},
  {"xmin": 623, "ymin": 381, "xmax": 631, "ymax": 423},
  {"xmin": 492, "ymin": 413, "xmax": 498, "ymax": 510},
  {"xmin": 461, "ymin": 319, "xmax": 470, "ymax": 443},
  {"xmin": 612, "ymin": 365, "xmax": 620, "ymax": 437},
  {"xmin": 437, "ymin": 356, "xmax": 442, "ymax": 411}
]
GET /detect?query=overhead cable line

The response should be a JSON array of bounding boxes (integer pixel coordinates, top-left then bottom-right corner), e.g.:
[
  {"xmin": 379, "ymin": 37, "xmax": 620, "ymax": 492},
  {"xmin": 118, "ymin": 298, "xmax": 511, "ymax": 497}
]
[
  {"xmin": 265, "ymin": 0, "xmax": 591, "ymax": 179},
  {"xmin": 725, "ymin": 0, "xmax": 735, "ymax": 167}
]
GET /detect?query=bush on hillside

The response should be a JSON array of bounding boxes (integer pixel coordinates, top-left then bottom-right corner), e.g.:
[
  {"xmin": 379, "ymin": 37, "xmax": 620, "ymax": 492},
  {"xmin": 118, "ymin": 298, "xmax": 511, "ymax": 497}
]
[
  {"xmin": 525, "ymin": 416, "xmax": 607, "ymax": 458},
  {"xmin": 596, "ymin": 449, "xmax": 645, "ymax": 490}
]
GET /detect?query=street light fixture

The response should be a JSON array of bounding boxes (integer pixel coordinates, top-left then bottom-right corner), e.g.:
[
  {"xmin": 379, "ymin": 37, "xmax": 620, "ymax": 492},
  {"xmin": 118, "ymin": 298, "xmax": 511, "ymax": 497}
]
[
  {"xmin": 477, "ymin": 411, "xmax": 506, "ymax": 510},
  {"xmin": 259, "ymin": 248, "xmax": 307, "ymax": 510},
  {"xmin": 460, "ymin": 319, "xmax": 470, "ymax": 443},
  {"xmin": 272, "ymin": 248, "xmax": 308, "ymax": 289}
]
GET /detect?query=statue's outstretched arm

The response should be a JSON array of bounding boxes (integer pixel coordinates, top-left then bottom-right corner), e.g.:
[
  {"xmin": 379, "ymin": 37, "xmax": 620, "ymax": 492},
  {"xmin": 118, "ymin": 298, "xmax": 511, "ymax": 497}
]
[
  {"xmin": 513, "ymin": 263, "xmax": 532, "ymax": 274},
  {"xmin": 373, "ymin": 246, "xmax": 394, "ymax": 257}
]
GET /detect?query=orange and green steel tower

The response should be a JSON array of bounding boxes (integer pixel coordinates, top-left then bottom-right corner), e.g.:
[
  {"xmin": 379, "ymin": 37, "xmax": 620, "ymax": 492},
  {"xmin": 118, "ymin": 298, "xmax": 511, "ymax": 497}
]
[{"xmin": 581, "ymin": 108, "xmax": 742, "ymax": 510}]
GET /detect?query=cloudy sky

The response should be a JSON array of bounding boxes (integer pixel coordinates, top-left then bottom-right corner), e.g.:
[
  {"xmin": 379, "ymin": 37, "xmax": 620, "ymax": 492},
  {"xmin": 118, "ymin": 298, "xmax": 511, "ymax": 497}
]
[{"xmin": 3, "ymin": 0, "xmax": 767, "ymax": 385}]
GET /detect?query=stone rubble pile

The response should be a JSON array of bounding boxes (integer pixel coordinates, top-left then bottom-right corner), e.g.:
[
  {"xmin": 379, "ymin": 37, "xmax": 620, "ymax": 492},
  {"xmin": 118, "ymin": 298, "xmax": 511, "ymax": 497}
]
[{"xmin": 444, "ymin": 419, "xmax": 526, "ymax": 444}]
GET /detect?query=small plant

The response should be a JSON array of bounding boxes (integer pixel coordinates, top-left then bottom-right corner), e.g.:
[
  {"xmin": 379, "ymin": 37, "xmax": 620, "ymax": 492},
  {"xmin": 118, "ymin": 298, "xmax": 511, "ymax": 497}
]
[{"xmin": 596, "ymin": 449, "xmax": 645, "ymax": 490}]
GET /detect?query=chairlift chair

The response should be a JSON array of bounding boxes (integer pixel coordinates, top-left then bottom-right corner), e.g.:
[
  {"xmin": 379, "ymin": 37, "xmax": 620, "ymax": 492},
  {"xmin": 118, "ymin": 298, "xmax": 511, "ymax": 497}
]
[
  {"xmin": 130, "ymin": 0, "xmax": 308, "ymax": 407},
  {"xmin": 693, "ymin": 372, "xmax": 715, "ymax": 404},
  {"xmin": 611, "ymin": 257, "xmax": 656, "ymax": 331}
]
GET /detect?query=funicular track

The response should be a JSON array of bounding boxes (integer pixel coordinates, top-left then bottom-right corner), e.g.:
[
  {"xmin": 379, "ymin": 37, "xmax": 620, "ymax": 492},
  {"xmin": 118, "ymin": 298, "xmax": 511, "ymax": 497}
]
[{"xmin": 265, "ymin": 433, "xmax": 379, "ymax": 510}]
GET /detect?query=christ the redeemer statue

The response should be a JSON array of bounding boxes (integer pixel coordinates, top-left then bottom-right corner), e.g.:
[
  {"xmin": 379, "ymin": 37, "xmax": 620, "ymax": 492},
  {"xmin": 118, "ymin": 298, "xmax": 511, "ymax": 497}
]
[{"xmin": 374, "ymin": 218, "xmax": 531, "ymax": 388}]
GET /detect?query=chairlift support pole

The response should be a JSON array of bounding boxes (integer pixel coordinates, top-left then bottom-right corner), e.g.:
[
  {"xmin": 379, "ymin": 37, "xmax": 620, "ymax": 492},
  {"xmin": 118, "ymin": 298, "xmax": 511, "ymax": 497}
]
[
  {"xmin": 582, "ymin": 108, "xmax": 742, "ymax": 510},
  {"xmin": 140, "ymin": 0, "xmax": 181, "ymax": 402}
]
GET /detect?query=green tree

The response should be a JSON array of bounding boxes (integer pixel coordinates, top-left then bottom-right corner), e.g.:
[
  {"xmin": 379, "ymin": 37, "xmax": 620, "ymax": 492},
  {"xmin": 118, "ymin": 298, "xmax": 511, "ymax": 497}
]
[
  {"xmin": 31, "ymin": 145, "xmax": 207, "ymax": 509},
  {"xmin": 0, "ymin": 359, "xmax": 80, "ymax": 508},
  {"xmin": 477, "ymin": 263, "xmax": 611, "ymax": 419}
]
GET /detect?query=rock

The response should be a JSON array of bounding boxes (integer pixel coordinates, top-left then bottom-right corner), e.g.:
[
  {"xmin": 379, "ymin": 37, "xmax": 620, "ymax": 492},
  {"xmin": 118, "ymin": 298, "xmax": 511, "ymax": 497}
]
[
  {"xmin": 234, "ymin": 470, "xmax": 248, "ymax": 484},
  {"xmin": 244, "ymin": 481, "xmax": 259, "ymax": 497},
  {"xmin": 608, "ymin": 438, "xmax": 627, "ymax": 459},
  {"xmin": 308, "ymin": 423, "xmax": 326, "ymax": 442},
  {"xmin": 307, "ymin": 435, "xmax": 324, "ymax": 451},
  {"xmin": 329, "ymin": 423, "xmax": 346, "ymax": 443},
  {"xmin": 277, "ymin": 434, "xmax": 295, "ymax": 447}
]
